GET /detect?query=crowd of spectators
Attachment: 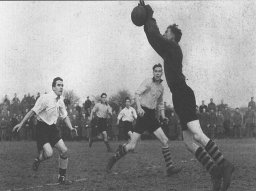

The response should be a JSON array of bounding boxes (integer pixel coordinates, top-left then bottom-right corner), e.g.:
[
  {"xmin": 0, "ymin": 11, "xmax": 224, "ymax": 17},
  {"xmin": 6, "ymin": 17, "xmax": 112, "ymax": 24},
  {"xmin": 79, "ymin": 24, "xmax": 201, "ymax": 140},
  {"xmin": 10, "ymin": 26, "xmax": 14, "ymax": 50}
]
[
  {"xmin": 195, "ymin": 97, "xmax": 256, "ymax": 140},
  {"xmin": 0, "ymin": 93, "xmax": 255, "ymax": 142}
]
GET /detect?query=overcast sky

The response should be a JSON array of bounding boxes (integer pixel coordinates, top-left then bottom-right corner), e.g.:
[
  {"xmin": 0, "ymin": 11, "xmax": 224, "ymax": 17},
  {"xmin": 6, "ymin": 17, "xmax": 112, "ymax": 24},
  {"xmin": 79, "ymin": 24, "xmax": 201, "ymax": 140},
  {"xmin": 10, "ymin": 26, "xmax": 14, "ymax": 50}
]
[{"xmin": 0, "ymin": 1, "xmax": 255, "ymax": 107}]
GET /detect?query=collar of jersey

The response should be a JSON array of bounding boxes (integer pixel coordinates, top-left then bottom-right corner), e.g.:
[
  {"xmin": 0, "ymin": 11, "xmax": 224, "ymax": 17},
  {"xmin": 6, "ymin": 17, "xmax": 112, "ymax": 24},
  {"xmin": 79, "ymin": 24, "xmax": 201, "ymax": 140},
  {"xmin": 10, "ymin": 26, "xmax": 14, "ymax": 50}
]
[{"xmin": 152, "ymin": 77, "xmax": 163, "ymax": 83}]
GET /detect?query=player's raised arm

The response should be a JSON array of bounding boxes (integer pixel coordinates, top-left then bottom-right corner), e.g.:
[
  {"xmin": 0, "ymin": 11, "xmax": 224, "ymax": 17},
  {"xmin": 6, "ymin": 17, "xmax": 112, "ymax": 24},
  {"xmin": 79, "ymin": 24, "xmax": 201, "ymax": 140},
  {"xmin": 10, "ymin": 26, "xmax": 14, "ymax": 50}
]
[
  {"xmin": 143, "ymin": 5, "xmax": 178, "ymax": 58},
  {"xmin": 12, "ymin": 110, "xmax": 36, "ymax": 132},
  {"xmin": 13, "ymin": 94, "xmax": 48, "ymax": 132}
]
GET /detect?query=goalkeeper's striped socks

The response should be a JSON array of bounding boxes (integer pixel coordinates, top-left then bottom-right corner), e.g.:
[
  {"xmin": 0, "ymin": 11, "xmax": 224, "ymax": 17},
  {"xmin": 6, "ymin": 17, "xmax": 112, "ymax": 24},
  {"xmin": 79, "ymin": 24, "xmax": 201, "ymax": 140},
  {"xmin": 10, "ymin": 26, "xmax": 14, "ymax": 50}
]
[
  {"xmin": 205, "ymin": 140, "xmax": 225, "ymax": 166},
  {"xmin": 195, "ymin": 147, "xmax": 216, "ymax": 175}
]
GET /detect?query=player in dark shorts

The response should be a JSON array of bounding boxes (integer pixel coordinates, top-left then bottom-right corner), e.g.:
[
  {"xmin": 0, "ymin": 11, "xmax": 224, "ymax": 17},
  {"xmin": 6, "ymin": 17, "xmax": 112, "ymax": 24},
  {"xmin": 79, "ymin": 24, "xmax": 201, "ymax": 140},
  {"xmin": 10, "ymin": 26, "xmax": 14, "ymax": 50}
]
[
  {"xmin": 117, "ymin": 97, "xmax": 137, "ymax": 140},
  {"xmin": 106, "ymin": 64, "xmax": 181, "ymax": 176},
  {"xmin": 89, "ymin": 93, "xmax": 113, "ymax": 152},
  {"xmin": 12, "ymin": 77, "xmax": 77, "ymax": 185},
  {"xmin": 140, "ymin": 3, "xmax": 234, "ymax": 191}
]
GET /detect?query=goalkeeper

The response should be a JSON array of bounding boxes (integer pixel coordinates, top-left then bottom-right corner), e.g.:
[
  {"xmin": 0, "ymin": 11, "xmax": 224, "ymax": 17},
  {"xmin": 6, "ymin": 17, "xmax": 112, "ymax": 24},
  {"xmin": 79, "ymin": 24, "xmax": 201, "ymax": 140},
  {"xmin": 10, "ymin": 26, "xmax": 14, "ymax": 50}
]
[{"xmin": 141, "ymin": 3, "xmax": 234, "ymax": 191}]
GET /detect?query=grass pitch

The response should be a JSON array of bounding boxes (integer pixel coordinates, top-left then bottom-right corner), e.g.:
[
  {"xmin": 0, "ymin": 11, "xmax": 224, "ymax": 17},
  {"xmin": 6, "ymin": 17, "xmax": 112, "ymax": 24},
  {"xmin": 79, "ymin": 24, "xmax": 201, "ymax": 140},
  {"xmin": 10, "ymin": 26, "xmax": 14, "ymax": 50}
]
[{"xmin": 0, "ymin": 138, "xmax": 255, "ymax": 191}]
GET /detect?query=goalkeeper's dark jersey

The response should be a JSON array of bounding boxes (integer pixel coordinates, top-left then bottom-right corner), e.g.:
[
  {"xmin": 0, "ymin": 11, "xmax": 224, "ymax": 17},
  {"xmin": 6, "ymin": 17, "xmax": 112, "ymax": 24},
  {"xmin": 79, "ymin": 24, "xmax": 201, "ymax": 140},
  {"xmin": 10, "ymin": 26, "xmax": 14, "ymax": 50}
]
[{"xmin": 144, "ymin": 18, "xmax": 186, "ymax": 94}]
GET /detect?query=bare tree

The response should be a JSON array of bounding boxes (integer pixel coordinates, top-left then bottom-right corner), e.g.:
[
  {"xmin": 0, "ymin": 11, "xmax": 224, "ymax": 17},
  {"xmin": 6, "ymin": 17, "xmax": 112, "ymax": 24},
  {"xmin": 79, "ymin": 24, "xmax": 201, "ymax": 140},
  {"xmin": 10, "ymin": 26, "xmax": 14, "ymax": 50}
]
[
  {"xmin": 63, "ymin": 90, "xmax": 80, "ymax": 107},
  {"xmin": 109, "ymin": 89, "xmax": 132, "ymax": 112}
]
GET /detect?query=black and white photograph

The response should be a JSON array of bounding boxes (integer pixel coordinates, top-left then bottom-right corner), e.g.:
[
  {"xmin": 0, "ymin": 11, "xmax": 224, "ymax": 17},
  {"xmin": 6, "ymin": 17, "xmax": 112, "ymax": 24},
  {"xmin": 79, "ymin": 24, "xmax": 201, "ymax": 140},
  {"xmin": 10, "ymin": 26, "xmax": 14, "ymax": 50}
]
[{"xmin": 0, "ymin": 1, "xmax": 256, "ymax": 191}]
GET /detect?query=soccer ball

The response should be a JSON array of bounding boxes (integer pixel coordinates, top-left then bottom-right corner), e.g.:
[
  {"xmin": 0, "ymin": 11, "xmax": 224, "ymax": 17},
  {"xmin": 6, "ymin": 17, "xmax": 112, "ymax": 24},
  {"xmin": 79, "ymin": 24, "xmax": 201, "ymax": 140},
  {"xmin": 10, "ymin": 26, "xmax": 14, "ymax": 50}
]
[{"xmin": 131, "ymin": 5, "xmax": 147, "ymax": 27}]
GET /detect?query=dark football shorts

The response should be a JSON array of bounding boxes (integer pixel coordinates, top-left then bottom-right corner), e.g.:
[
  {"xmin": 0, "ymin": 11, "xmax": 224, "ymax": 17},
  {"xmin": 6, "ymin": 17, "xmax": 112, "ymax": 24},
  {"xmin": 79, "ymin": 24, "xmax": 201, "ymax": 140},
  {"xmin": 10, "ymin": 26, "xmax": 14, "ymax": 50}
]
[
  {"xmin": 172, "ymin": 85, "xmax": 199, "ymax": 131},
  {"xmin": 122, "ymin": 121, "xmax": 133, "ymax": 135},
  {"xmin": 97, "ymin": 117, "xmax": 108, "ymax": 133},
  {"xmin": 133, "ymin": 106, "xmax": 160, "ymax": 134},
  {"xmin": 36, "ymin": 120, "xmax": 61, "ymax": 151}
]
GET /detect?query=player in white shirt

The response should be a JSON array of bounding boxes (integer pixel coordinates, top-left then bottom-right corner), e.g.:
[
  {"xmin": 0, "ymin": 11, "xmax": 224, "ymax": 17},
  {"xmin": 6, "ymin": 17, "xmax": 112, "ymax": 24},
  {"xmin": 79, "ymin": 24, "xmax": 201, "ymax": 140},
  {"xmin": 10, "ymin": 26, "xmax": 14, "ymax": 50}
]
[
  {"xmin": 117, "ymin": 97, "xmax": 137, "ymax": 140},
  {"xmin": 13, "ymin": 77, "xmax": 77, "ymax": 185}
]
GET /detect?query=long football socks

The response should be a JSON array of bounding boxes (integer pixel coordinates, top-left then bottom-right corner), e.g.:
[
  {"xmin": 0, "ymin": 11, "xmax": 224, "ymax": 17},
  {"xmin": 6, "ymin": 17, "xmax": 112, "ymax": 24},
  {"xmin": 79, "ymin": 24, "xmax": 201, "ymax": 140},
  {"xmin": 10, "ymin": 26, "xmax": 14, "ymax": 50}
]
[
  {"xmin": 162, "ymin": 146, "xmax": 174, "ymax": 170},
  {"xmin": 59, "ymin": 155, "xmax": 68, "ymax": 177},
  {"xmin": 205, "ymin": 140, "xmax": 225, "ymax": 166},
  {"xmin": 195, "ymin": 147, "xmax": 218, "ymax": 176}
]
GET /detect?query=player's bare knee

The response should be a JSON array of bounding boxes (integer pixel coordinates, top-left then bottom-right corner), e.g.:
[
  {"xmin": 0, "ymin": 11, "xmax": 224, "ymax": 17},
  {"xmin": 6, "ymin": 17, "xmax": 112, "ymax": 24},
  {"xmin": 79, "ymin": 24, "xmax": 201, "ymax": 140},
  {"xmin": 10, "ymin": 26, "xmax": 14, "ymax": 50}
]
[
  {"xmin": 129, "ymin": 144, "xmax": 136, "ymax": 152},
  {"xmin": 126, "ymin": 142, "xmax": 136, "ymax": 151},
  {"xmin": 60, "ymin": 149, "xmax": 68, "ymax": 159},
  {"xmin": 103, "ymin": 136, "xmax": 108, "ymax": 142},
  {"xmin": 193, "ymin": 132, "xmax": 203, "ymax": 143},
  {"xmin": 44, "ymin": 149, "xmax": 53, "ymax": 158}
]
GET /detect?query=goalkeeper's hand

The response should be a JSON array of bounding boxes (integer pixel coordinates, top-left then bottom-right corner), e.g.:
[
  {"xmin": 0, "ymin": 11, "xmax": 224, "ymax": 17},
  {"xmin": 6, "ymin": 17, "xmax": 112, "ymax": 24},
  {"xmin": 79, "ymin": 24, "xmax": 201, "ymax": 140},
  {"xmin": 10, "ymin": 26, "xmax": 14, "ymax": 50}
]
[
  {"xmin": 144, "ymin": 5, "xmax": 154, "ymax": 19},
  {"xmin": 138, "ymin": 0, "xmax": 145, "ymax": 6},
  {"xmin": 138, "ymin": 0, "xmax": 154, "ymax": 19}
]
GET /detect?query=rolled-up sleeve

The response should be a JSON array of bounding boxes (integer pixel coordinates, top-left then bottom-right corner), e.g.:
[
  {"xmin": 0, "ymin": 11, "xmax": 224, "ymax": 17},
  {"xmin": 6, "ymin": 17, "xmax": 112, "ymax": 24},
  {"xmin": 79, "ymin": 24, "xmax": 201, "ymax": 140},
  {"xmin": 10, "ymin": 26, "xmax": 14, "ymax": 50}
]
[
  {"xmin": 117, "ymin": 110, "xmax": 123, "ymax": 120},
  {"xmin": 135, "ymin": 79, "xmax": 150, "ymax": 96},
  {"xmin": 31, "ymin": 96, "xmax": 47, "ymax": 115},
  {"xmin": 59, "ymin": 99, "xmax": 68, "ymax": 119}
]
